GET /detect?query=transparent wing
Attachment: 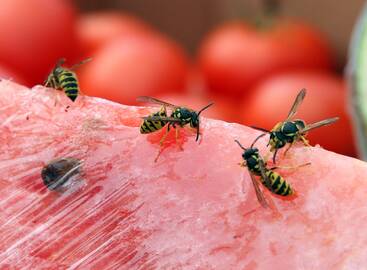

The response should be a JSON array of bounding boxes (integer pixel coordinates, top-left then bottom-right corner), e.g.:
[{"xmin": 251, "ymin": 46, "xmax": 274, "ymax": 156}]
[
  {"xmin": 142, "ymin": 116, "xmax": 182, "ymax": 122},
  {"xmin": 136, "ymin": 96, "xmax": 177, "ymax": 108},
  {"xmin": 286, "ymin": 88, "xmax": 307, "ymax": 121},
  {"xmin": 300, "ymin": 117, "xmax": 339, "ymax": 133},
  {"xmin": 249, "ymin": 173, "xmax": 269, "ymax": 208},
  {"xmin": 258, "ymin": 159, "xmax": 274, "ymax": 193}
]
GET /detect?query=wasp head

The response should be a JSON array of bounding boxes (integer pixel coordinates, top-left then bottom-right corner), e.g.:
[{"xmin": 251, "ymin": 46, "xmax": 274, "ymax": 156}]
[
  {"xmin": 191, "ymin": 102, "xmax": 214, "ymax": 141},
  {"xmin": 243, "ymin": 147, "xmax": 259, "ymax": 160}
]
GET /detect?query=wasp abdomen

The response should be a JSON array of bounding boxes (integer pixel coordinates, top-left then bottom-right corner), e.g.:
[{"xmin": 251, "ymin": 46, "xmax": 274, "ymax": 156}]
[
  {"xmin": 59, "ymin": 71, "xmax": 79, "ymax": 101},
  {"xmin": 140, "ymin": 107, "xmax": 167, "ymax": 134},
  {"xmin": 264, "ymin": 170, "xmax": 293, "ymax": 196}
]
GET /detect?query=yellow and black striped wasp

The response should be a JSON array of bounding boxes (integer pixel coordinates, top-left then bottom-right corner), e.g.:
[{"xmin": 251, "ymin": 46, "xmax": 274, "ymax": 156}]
[
  {"xmin": 235, "ymin": 136, "xmax": 309, "ymax": 208},
  {"xmin": 44, "ymin": 58, "xmax": 91, "ymax": 104},
  {"xmin": 137, "ymin": 96, "xmax": 214, "ymax": 160},
  {"xmin": 253, "ymin": 88, "xmax": 339, "ymax": 163}
]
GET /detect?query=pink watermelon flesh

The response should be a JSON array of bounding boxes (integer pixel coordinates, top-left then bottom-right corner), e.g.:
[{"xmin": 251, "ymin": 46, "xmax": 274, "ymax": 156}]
[{"xmin": 0, "ymin": 80, "xmax": 367, "ymax": 269}]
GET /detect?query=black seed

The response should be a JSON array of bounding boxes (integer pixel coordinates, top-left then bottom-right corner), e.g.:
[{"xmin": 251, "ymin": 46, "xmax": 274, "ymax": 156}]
[{"xmin": 41, "ymin": 158, "xmax": 82, "ymax": 190}]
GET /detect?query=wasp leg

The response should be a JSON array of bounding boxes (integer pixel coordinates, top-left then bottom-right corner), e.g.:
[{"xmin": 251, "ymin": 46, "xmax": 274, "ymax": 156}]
[
  {"xmin": 175, "ymin": 127, "xmax": 184, "ymax": 150},
  {"xmin": 238, "ymin": 161, "xmax": 246, "ymax": 167},
  {"xmin": 269, "ymin": 162, "xmax": 311, "ymax": 171},
  {"xmin": 54, "ymin": 94, "xmax": 61, "ymax": 107},
  {"xmin": 159, "ymin": 124, "xmax": 170, "ymax": 147},
  {"xmin": 263, "ymin": 152, "xmax": 271, "ymax": 164},
  {"xmin": 272, "ymin": 148, "xmax": 280, "ymax": 164},
  {"xmin": 300, "ymin": 135, "xmax": 311, "ymax": 146},
  {"xmin": 283, "ymin": 142, "xmax": 295, "ymax": 157},
  {"xmin": 155, "ymin": 125, "xmax": 171, "ymax": 162}
]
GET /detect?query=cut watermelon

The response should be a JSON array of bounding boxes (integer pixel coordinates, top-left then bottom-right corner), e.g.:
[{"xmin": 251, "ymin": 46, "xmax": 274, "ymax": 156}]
[{"xmin": 0, "ymin": 81, "xmax": 366, "ymax": 269}]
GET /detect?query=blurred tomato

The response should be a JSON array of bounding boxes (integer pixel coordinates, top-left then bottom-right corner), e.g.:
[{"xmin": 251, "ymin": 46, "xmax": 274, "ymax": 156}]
[
  {"xmin": 79, "ymin": 34, "xmax": 190, "ymax": 105},
  {"xmin": 0, "ymin": 0, "xmax": 78, "ymax": 85},
  {"xmin": 155, "ymin": 93, "xmax": 237, "ymax": 123},
  {"xmin": 240, "ymin": 71, "xmax": 355, "ymax": 156},
  {"xmin": 0, "ymin": 63, "xmax": 25, "ymax": 84},
  {"xmin": 76, "ymin": 11, "xmax": 155, "ymax": 56},
  {"xmin": 198, "ymin": 20, "xmax": 334, "ymax": 97}
]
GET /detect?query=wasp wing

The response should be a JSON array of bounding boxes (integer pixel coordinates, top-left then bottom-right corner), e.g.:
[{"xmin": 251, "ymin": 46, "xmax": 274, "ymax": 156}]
[
  {"xmin": 136, "ymin": 96, "xmax": 177, "ymax": 108},
  {"xmin": 286, "ymin": 88, "xmax": 307, "ymax": 121},
  {"xmin": 300, "ymin": 117, "xmax": 339, "ymax": 133},
  {"xmin": 142, "ymin": 116, "xmax": 182, "ymax": 123},
  {"xmin": 258, "ymin": 159, "xmax": 275, "ymax": 193},
  {"xmin": 249, "ymin": 172, "xmax": 269, "ymax": 208}
]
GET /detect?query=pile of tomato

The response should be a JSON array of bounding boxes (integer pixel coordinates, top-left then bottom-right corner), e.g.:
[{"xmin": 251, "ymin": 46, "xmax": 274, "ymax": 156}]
[{"xmin": 0, "ymin": 0, "xmax": 355, "ymax": 156}]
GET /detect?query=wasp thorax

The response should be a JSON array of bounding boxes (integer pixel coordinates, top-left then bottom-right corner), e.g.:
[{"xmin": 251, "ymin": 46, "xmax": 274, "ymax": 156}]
[
  {"xmin": 243, "ymin": 148, "xmax": 258, "ymax": 160},
  {"xmin": 270, "ymin": 131, "xmax": 287, "ymax": 148},
  {"xmin": 179, "ymin": 108, "xmax": 193, "ymax": 118},
  {"xmin": 281, "ymin": 121, "xmax": 300, "ymax": 135}
]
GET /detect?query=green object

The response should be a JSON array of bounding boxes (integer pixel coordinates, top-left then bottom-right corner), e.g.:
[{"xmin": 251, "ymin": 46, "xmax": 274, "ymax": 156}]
[{"xmin": 348, "ymin": 3, "xmax": 367, "ymax": 159}]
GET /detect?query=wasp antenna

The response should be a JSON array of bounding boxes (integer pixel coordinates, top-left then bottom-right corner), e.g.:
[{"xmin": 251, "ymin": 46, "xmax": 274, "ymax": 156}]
[
  {"xmin": 331, "ymin": 116, "xmax": 339, "ymax": 122},
  {"xmin": 234, "ymin": 140, "xmax": 246, "ymax": 150},
  {"xmin": 250, "ymin": 133, "xmax": 266, "ymax": 148},
  {"xmin": 198, "ymin": 102, "xmax": 214, "ymax": 115},
  {"xmin": 251, "ymin": 126, "xmax": 270, "ymax": 133},
  {"xmin": 70, "ymin": 57, "xmax": 92, "ymax": 70}
]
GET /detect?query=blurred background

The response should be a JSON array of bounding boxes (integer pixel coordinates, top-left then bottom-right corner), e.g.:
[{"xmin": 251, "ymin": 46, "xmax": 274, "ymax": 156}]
[{"xmin": 0, "ymin": 0, "xmax": 365, "ymax": 157}]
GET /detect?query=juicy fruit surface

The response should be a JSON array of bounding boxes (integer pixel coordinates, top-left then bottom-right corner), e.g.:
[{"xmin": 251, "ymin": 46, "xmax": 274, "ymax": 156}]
[{"xmin": 1, "ymin": 81, "xmax": 367, "ymax": 269}]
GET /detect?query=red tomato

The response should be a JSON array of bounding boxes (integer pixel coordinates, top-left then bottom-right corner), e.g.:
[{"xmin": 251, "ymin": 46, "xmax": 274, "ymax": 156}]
[
  {"xmin": 79, "ymin": 35, "xmax": 190, "ymax": 105},
  {"xmin": 167, "ymin": 67, "xmax": 240, "ymax": 122},
  {"xmin": 76, "ymin": 12, "xmax": 155, "ymax": 56},
  {"xmin": 0, "ymin": 0, "xmax": 78, "ymax": 85},
  {"xmin": 240, "ymin": 71, "xmax": 355, "ymax": 156},
  {"xmin": 198, "ymin": 20, "xmax": 335, "ymax": 97}
]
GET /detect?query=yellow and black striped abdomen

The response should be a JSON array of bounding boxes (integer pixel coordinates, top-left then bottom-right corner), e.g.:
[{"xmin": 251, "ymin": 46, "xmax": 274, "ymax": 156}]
[
  {"xmin": 59, "ymin": 70, "xmax": 79, "ymax": 102},
  {"xmin": 140, "ymin": 107, "xmax": 167, "ymax": 134},
  {"xmin": 263, "ymin": 170, "xmax": 293, "ymax": 196}
]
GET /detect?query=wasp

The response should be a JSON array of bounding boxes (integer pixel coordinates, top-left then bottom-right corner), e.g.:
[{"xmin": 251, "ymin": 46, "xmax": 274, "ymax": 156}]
[
  {"xmin": 137, "ymin": 96, "xmax": 214, "ymax": 160},
  {"xmin": 253, "ymin": 88, "xmax": 339, "ymax": 163},
  {"xmin": 44, "ymin": 58, "xmax": 91, "ymax": 104},
  {"xmin": 235, "ymin": 136, "xmax": 308, "ymax": 208},
  {"xmin": 139, "ymin": 105, "xmax": 168, "ymax": 134},
  {"xmin": 41, "ymin": 157, "xmax": 83, "ymax": 190}
]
